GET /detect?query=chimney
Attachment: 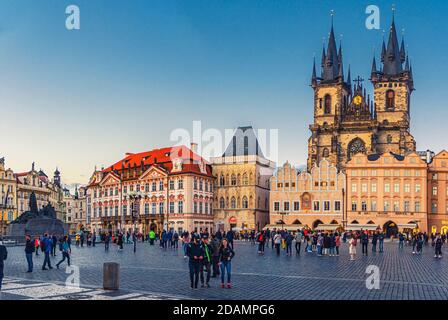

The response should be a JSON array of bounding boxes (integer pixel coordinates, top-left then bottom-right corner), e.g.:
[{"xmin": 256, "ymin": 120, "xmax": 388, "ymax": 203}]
[{"xmin": 190, "ymin": 142, "xmax": 198, "ymax": 154}]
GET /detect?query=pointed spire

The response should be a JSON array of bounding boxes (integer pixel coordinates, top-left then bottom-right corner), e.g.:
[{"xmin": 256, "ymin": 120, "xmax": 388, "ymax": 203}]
[
  {"xmin": 311, "ymin": 57, "xmax": 317, "ymax": 86},
  {"xmin": 405, "ymin": 54, "xmax": 410, "ymax": 71},
  {"xmin": 371, "ymin": 56, "xmax": 377, "ymax": 73},
  {"xmin": 322, "ymin": 13, "xmax": 340, "ymax": 82},
  {"xmin": 400, "ymin": 36, "xmax": 406, "ymax": 63},
  {"xmin": 382, "ymin": 14, "xmax": 403, "ymax": 75},
  {"xmin": 381, "ymin": 38, "xmax": 386, "ymax": 63},
  {"xmin": 347, "ymin": 65, "xmax": 351, "ymax": 87},
  {"xmin": 321, "ymin": 43, "xmax": 326, "ymax": 67}
]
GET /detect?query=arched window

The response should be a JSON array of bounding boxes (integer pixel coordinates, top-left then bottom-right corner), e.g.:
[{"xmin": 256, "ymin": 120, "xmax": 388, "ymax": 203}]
[
  {"xmin": 386, "ymin": 90, "xmax": 395, "ymax": 110},
  {"xmin": 231, "ymin": 197, "xmax": 236, "ymax": 209},
  {"xmin": 231, "ymin": 174, "xmax": 237, "ymax": 186},
  {"xmin": 387, "ymin": 135, "xmax": 392, "ymax": 144},
  {"xmin": 244, "ymin": 136, "xmax": 249, "ymax": 156},
  {"xmin": 242, "ymin": 173, "xmax": 248, "ymax": 185},
  {"xmin": 347, "ymin": 138, "xmax": 366, "ymax": 160},
  {"xmin": 219, "ymin": 175, "xmax": 225, "ymax": 186},
  {"xmin": 322, "ymin": 148, "xmax": 330, "ymax": 158},
  {"xmin": 219, "ymin": 197, "xmax": 225, "ymax": 209},
  {"xmin": 324, "ymin": 94, "xmax": 332, "ymax": 114}
]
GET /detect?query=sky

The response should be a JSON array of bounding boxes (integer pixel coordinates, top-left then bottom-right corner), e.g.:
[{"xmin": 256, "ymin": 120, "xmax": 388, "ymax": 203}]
[{"xmin": 0, "ymin": 0, "xmax": 447, "ymax": 188}]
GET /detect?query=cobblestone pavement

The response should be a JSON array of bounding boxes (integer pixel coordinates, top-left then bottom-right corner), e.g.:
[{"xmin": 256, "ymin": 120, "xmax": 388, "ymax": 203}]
[{"xmin": 2, "ymin": 240, "xmax": 448, "ymax": 300}]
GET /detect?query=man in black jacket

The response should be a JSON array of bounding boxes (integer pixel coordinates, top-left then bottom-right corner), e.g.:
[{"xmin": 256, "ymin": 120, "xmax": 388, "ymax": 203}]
[
  {"xmin": 25, "ymin": 235, "xmax": 35, "ymax": 272},
  {"xmin": 186, "ymin": 235, "xmax": 204, "ymax": 289},
  {"xmin": 200, "ymin": 235, "xmax": 213, "ymax": 288},
  {"xmin": 0, "ymin": 240, "xmax": 7, "ymax": 291}
]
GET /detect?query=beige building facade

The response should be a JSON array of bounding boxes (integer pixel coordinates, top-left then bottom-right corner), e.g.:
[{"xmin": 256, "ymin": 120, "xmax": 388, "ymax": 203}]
[
  {"xmin": 269, "ymin": 159, "xmax": 345, "ymax": 229},
  {"xmin": 427, "ymin": 150, "xmax": 448, "ymax": 234},
  {"xmin": 211, "ymin": 127, "xmax": 275, "ymax": 232},
  {"xmin": 346, "ymin": 152, "xmax": 428, "ymax": 236}
]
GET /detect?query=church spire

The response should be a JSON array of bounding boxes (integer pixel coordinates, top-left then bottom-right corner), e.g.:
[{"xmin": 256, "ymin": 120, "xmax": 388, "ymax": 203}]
[
  {"xmin": 321, "ymin": 13, "xmax": 340, "ymax": 82},
  {"xmin": 311, "ymin": 57, "xmax": 317, "ymax": 87},
  {"xmin": 371, "ymin": 56, "xmax": 378, "ymax": 81},
  {"xmin": 382, "ymin": 16, "xmax": 403, "ymax": 75}
]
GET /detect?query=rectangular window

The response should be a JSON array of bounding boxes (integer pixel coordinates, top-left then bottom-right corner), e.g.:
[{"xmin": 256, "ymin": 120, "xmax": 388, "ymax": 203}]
[
  {"xmin": 194, "ymin": 179, "xmax": 198, "ymax": 190},
  {"xmin": 371, "ymin": 200, "xmax": 377, "ymax": 211},
  {"xmin": 145, "ymin": 183, "xmax": 150, "ymax": 192},
  {"xmin": 145, "ymin": 203, "xmax": 149, "ymax": 215},
  {"xmin": 194, "ymin": 202, "xmax": 198, "ymax": 214},
  {"xmin": 393, "ymin": 201, "xmax": 400, "ymax": 212},
  {"xmin": 159, "ymin": 181, "xmax": 164, "ymax": 191},
  {"xmin": 394, "ymin": 183, "xmax": 400, "ymax": 193},
  {"xmin": 283, "ymin": 202, "xmax": 290, "ymax": 212},
  {"xmin": 361, "ymin": 201, "xmax": 367, "ymax": 211},
  {"xmin": 384, "ymin": 183, "xmax": 390, "ymax": 193},
  {"xmin": 204, "ymin": 202, "xmax": 208, "ymax": 214},
  {"xmin": 122, "ymin": 205, "xmax": 127, "ymax": 216},
  {"xmin": 384, "ymin": 202, "xmax": 390, "ymax": 212},
  {"xmin": 274, "ymin": 202, "xmax": 280, "ymax": 212},
  {"xmin": 432, "ymin": 202, "xmax": 438, "ymax": 214},
  {"xmin": 169, "ymin": 202, "xmax": 175, "ymax": 214},
  {"xmin": 123, "ymin": 186, "xmax": 127, "ymax": 194},
  {"xmin": 362, "ymin": 183, "xmax": 368, "ymax": 193},
  {"xmin": 334, "ymin": 201, "xmax": 341, "ymax": 211},
  {"xmin": 324, "ymin": 201, "xmax": 330, "ymax": 211},
  {"xmin": 351, "ymin": 183, "xmax": 357, "ymax": 193},
  {"xmin": 415, "ymin": 201, "xmax": 421, "ymax": 212},
  {"xmin": 178, "ymin": 201, "xmax": 184, "ymax": 214},
  {"xmin": 433, "ymin": 186, "xmax": 438, "ymax": 196},
  {"xmin": 404, "ymin": 184, "xmax": 410, "ymax": 193},
  {"xmin": 169, "ymin": 180, "xmax": 175, "ymax": 190},
  {"xmin": 104, "ymin": 207, "xmax": 108, "ymax": 217},
  {"xmin": 351, "ymin": 201, "xmax": 357, "ymax": 211},
  {"xmin": 293, "ymin": 201, "xmax": 300, "ymax": 211},
  {"xmin": 159, "ymin": 202, "xmax": 164, "ymax": 215},
  {"xmin": 178, "ymin": 180, "xmax": 184, "ymax": 190},
  {"xmin": 415, "ymin": 184, "xmax": 421, "ymax": 193},
  {"xmin": 404, "ymin": 201, "xmax": 410, "ymax": 212},
  {"xmin": 152, "ymin": 203, "xmax": 157, "ymax": 215},
  {"xmin": 199, "ymin": 202, "xmax": 203, "ymax": 214},
  {"xmin": 313, "ymin": 201, "xmax": 320, "ymax": 211},
  {"xmin": 371, "ymin": 183, "xmax": 377, "ymax": 193},
  {"xmin": 152, "ymin": 182, "xmax": 157, "ymax": 192}
]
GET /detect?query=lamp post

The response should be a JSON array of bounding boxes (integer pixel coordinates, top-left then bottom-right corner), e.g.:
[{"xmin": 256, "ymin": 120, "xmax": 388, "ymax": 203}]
[{"xmin": 129, "ymin": 191, "xmax": 141, "ymax": 253}]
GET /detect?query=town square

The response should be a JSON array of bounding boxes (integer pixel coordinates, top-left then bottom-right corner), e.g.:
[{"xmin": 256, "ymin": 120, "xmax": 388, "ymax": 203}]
[{"xmin": 1, "ymin": 0, "xmax": 448, "ymax": 304}]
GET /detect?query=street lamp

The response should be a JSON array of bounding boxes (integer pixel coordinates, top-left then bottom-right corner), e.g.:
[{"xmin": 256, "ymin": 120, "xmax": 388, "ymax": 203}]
[{"xmin": 129, "ymin": 191, "xmax": 142, "ymax": 253}]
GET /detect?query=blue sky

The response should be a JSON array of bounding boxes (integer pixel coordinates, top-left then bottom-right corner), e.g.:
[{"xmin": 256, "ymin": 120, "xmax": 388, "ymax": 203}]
[{"xmin": 0, "ymin": 0, "xmax": 447, "ymax": 186}]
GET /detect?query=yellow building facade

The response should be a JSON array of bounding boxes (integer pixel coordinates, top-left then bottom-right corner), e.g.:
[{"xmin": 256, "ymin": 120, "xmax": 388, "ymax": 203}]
[
  {"xmin": 427, "ymin": 150, "xmax": 448, "ymax": 234},
  {"xmin": 0, "ymin": 158, "xmax": 18, "ymax": 234}
]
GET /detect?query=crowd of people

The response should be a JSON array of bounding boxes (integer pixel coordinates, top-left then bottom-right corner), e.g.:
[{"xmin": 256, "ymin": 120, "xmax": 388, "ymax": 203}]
[{"xmin": 1, "ymin": 226, "xmax": 448, "ymax": 294}]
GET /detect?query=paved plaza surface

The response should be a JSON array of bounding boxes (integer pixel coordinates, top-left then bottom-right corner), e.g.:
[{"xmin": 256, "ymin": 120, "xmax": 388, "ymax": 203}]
[{"xmin": 2, "ymin": 240, "xmax": 448, "ymax": 300}]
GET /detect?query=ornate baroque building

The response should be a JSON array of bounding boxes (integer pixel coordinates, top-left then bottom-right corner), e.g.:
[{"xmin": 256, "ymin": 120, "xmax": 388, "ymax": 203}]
[
  {"xmin": 15, "ymin": 164, "xmax": 64, "ymax": 221},
  {"xmin": 307, "ymin": 17, "xmax": 416, "ymax": 172},
  {"xmin": 0, "ymin": 157, "xmax": 17, "ymax": 234},
  {"xmin": 211, "ymin": 127, "xmax": 275, "ymax": 231},
  {"xmin": 63, "ymin": 186, "xmax": 87, "ymax": 233},
  {"xmin": 87, "ymin": 145, "xmax": 214, "ymax": 234},
  {"xmin": 269, "ymin": 159, "xmax": 345, "ymax": 230},
  {"xmin": 346, "ymin": 152, "xmax": 427, "ymax": 235},
  {"xmin": 427, "ymin": 150, "xmax": 448, "ymax": 234}
]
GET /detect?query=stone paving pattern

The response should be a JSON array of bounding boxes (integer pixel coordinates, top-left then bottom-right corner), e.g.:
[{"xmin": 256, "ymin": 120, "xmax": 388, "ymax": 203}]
[{"xmin": 2, "ymin": 240, "xmax": 448, "ymax": 300}]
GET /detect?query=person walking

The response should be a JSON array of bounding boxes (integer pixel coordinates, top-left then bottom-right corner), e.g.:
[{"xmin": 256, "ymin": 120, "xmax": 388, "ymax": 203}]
[
  {"xmin": 186, "ymin": 235, "xmax": 204, "ymax": 289},
  {"xmin": 317, "ymin": 233, "xmax": 323, "ymax": 256},
  {"xmin": 257, "ymin": 231, "xmax": 265, "ymax": 255},
  {"xmin": 295, "ymin": 230, "xmax": 303, "ymax": 255},
  {"xmin": 416, "ymin": 234, "xmax": 424, "ymax": 255},
  {"xmin": 412, "ymin": 234, "xmax": 418, "ymax": 254},
  {"xmin": 349, "ymin": 233, "xmax": 357, "ymax": 261},
  {"xmin": 398, "ymin": 233, "xmax": 405, "ymax": 250},
  {"xmin": 149, "ymin": 229, "xmax": 156, "ymax": 246},
  {"xmin": 273, "ymin": 231, "xmax": 282, "ymax": 256},
  {"xmin": 117, "ymin": 232, "xmax": 124, "ymax": 250},
  {"xmin": 329, "ymin": 232, "xmax": 336, "ymax": 257},
  {"xmin": 210, "ymin": 234, "xmax": 220, "ymax": 278},
  {"xmin": 56, "ymin": 236, "xmax": 71, "ymax": 269},
  {"xmin": 335, "ymin": 232, "xmax": 341, "ymax": 256},
  {"xmin": 0, "ymin": 240, "xmax": 7, "ymax": 291},
  {"xmin": 34, "ymin": 237, "xmax": 40, "ymax": 256},
  {"xmin": 200, "ymin": 235, "xmax": 213, "ymax": 288},
  {"xmin": 173, "ymin": 231, "xmax": 179, "ymax": 249},
  {"xmin": 285, "ymin": 232, "xmax": 293, "ymax": 256},
  {"xmin": 92, "ymin": 232, "xmax": 96, "ymax": 247},
  {"xmin": 435, "ymin": 234, "xmax": 443, "ymax": 259},
  {"xmin": 361, "ymin": 231, "xmax": 369, "ymax": 256},
  {"xmin": 51, "ymin": 235, "xmax": 58, "ymax": 257},
  {"xmin": 372, "ymin": 231, "xmax": 378, "ymax": 253},
  {"xmin": 104, "ymin": 232, "xmax": 110, "ymax": 252},
  {"xmin": 41, "ymin": 234, "xmax": 53, "ymax": 270},
  {"xmin": 218, "ymin": 238, "xmax": 235, "ymax": 288},
  {"xmin": 25, "ymin": 235, "xmax": 35, "ymax": 273},
  {"xmin": 378, "ymin": 231, "xmax": 385, "ymax": 253}
]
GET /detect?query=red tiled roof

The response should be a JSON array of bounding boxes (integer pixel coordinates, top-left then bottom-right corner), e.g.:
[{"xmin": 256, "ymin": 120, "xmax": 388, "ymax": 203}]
[{"xmin": 90, "ymin": 146, "xmax": 212, "ymax": 185}]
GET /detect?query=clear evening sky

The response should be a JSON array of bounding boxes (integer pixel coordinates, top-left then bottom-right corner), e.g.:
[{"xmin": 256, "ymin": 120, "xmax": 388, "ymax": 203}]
[{"xmin": 0, "ymin": 0, "xmax": 447, "ymax": 187}]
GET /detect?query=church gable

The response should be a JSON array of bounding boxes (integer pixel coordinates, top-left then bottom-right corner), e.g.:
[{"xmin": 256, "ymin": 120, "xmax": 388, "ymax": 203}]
[
  {"xmin": 139, "ymin": 165, "xmax": 168, "ymax": 181},
  {"xmin": 99, "ymin": 172, "xmax": 121, "ymax": 186}
]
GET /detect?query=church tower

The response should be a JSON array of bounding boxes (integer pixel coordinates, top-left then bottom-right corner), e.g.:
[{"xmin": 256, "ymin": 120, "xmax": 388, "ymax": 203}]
[
  {"xmin": 307, "ymin": 20, "xmax": 351, "ymax": 171},
  {"xmin": 371, "ymin": 16, "xmax": 416, "ymax": 155}
]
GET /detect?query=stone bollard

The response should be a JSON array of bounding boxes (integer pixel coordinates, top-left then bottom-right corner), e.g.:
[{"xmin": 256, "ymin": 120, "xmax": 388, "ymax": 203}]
[{"xmin": 103, "ymin": 262, "xmax": 120, "ymax": 290}]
